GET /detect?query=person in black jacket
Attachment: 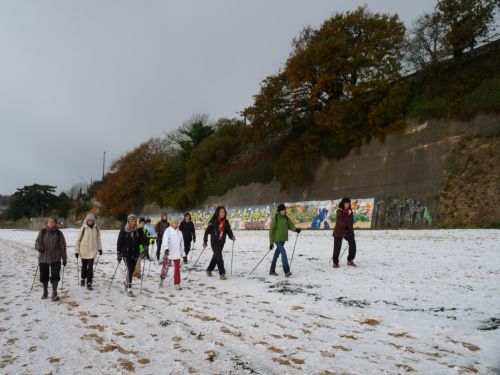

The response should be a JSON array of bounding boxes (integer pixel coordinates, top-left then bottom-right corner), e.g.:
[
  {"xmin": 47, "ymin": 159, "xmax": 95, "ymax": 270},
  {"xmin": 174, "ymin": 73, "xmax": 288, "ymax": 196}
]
[
  {"xmin": 202, "ymin": 206, "xmax": 235, "ymax": 280},
  {"xmin": 116, "ymin": 214, "xmax": 148, "ymax": 296},
  {"xmin": 179, "ymin": 212, "xmax": 196, "ymax": 264}
]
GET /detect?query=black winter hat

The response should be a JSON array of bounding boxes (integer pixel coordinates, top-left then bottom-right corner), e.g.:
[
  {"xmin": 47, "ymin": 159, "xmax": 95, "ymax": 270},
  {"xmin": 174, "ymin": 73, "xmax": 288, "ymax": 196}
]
[
  {"xmin": 277, "ymin": 203, "xmax": 286, "ymax": 212},
  {"xmin": 338, "ymin": 197, "xmax": 351, "ymax": 209},
  {"xmin": 139, "ymin": 217, "xmax": 146, "ymax": 223}
]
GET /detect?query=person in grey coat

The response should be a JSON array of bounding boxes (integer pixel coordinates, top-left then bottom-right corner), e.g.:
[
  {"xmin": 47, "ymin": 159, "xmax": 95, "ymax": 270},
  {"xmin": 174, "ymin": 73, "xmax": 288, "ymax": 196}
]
[{"xmin": 35, "ymin": 217, "xmax": 67, "ymax": 301}]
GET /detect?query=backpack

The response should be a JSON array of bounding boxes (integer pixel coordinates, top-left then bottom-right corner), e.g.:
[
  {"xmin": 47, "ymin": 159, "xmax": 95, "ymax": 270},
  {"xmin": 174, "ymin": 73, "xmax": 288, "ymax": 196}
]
[{"xmin": 77, "ymin": 225, "xmax": 100, "ymax": 246}]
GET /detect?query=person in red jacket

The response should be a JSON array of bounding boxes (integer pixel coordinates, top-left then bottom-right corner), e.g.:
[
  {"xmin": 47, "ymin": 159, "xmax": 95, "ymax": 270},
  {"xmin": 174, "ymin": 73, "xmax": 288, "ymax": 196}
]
[{"xmin": 332, "ymin": 198, "xmax": 357, "ymax": 268}]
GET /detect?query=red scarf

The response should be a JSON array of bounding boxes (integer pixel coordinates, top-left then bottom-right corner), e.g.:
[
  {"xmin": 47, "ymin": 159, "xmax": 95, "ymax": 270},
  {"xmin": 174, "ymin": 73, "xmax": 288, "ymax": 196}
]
[{"xmin": 217, "ymin": 217, "xmax": 225, "ymax": 240}]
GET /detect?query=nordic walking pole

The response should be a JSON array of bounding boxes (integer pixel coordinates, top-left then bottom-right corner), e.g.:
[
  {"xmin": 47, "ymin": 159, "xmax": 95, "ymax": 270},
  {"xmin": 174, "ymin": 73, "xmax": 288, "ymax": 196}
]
[
  {"xmin": 339, "ymin": 241, "xmax": 348, "ymax": 261},
  {"xmin": 76, "ymin": 257, "xmax": 79, "ymax": 282},
  {"xmin": 147, "ymin": 257, "xmax": 152, "ymax": 277},
  {"xmin": 107, "ymin": 262, "xmax": 120, "ymax": 292},
  {"xmin": 185, "ymin": 247, "xmax": 206, "ymax": 281},
  {"xmin": 30, "ymin": 264, "xmax": 39, "ymax": 292},
  {"xmin": 230, "ymin": 240, "xmax": 235, "ymax": 276},
  {"xmin": 289, "ymin": 232, "xmax": 300, "ymax": 268},
  {"xmin": 93, "ymin": 253, "xmax": 101, "ymax": 273},
  {"xmin": 139, "ymin": 257, "xmax": 146, "ymax": 294},
  {"xmin": 61, "ymin": 265, "xmax": 65, "ymax": 291},
  {"xmin": 249, "ymin": 248, "xmax": 273, "ymax": 275}
]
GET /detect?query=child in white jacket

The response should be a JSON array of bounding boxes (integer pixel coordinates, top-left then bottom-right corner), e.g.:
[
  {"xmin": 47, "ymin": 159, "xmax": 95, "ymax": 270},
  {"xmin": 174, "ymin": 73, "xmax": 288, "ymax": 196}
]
[{"xmin": 160, "ymin": 218, "xmax": 185, "ymax": 289}]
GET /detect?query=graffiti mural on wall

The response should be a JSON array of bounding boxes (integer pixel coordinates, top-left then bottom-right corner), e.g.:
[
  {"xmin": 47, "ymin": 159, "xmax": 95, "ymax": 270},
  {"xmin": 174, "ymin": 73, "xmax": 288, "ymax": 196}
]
[
  {"xmin": 149, "ymin": 198, "xmax": 374, "ymax": 230},
  {"xmin": 285, "ymin": 199, "xmax": 374, "ymax": 230},
  {"xmin": 373, "ymin": 198, "xmax": 433, "ymax": 228}
]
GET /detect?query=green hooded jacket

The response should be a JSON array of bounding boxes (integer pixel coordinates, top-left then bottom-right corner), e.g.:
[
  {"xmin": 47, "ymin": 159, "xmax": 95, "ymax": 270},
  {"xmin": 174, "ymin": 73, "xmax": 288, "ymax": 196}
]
[
  {"xmin": 269, "ymin": 214, "xmax": 296, "ymax": 244},
  {"xmin": 139, "ymin": 227, "xmax": 154, "ymax": 253}
]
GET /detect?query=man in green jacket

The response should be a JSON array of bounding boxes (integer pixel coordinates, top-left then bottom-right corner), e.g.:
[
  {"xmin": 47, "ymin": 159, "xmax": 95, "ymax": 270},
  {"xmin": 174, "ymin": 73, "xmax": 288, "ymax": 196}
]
[{"xmin": 269, "ymin": 203, "xmax": 301, "ymax": 277}]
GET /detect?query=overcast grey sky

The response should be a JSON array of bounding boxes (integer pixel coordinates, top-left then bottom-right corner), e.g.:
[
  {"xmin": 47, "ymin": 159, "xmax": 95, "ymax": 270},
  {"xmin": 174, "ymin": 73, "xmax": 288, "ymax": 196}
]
[{"xmin": 0, "ymin": 0, "xmax": 437, "ymax": 195}]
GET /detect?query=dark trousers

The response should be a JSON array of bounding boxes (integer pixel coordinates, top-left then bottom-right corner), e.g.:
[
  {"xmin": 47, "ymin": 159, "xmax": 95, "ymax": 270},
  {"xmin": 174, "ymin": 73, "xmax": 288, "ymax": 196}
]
[
  {"xmin": 40, "ymin": 261, "xmax": 61, "ymax": 284},
  {"xmin": 124, "ymin": 257, "xmax": 138, "ymax": 287},
  {"xmin": 156, "ymin": 238, "xmax": 162, "ymax": 261},
  {"xmin": 81, "ymin": 259, "xmax": 94, "ymax": 284},
  {"xmin": 184, "ymin": 240, "xmax": 192, "ymax": 257},
  {"xmin": 206, "ymin": 241, "xmax": 225, "ymax": 275},
  {"xmin": 333, "ymin": 236, "xmax": 356, "ymax": 264}
]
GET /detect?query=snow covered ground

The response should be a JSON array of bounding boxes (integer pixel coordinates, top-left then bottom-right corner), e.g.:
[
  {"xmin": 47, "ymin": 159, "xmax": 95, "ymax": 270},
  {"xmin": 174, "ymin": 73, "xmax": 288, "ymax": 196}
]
[{"xmin": 0, "ymin": 229, "xmax": 499, "ymax": 374}]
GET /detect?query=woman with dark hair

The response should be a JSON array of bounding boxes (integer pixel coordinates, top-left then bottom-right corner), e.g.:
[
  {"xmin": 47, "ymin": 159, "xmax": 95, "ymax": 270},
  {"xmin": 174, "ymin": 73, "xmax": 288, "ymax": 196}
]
[
  {"xmin": 179, "ymin": 212, "xmax": 196, "ymax": 264},
  {"xmin": 332, "ymin": 198, "xmax": 357, "ymax": 268},
  {"xmin": 202, "ymin": 206, "xmax": 235, "ymax": 280}
]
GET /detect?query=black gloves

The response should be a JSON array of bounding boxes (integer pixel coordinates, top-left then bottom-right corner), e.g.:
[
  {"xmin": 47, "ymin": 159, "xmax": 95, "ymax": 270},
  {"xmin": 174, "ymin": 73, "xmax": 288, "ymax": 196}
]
[
  {"xmin": 269, "ymin": 243, "xmax": 274, "ymax": 250},
  {"xmin": 98, "ymin": 249, "xmax": 103, "ymax": 255},
  {"xmin": 296, "ymin": 228, "xmax": 302, "ymax": 234},
  {"xmin": 117, "ymin": 254, "xmax": 122, "ymax": 263},
  {"xmin": 62, "ymin": 259, "xmax": 67, "ymax": 266},
  {"xmin": 75, "ymin": 253, "xmax": 79, "ymax": 259},
  {"xmin": 38, "ymin": 247, "xmax": 45, "ymax": 253}
]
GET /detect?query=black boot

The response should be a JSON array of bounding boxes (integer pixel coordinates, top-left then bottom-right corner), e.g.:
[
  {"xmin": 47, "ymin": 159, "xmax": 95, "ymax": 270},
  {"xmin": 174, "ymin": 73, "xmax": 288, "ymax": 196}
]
[
  {"xmin": 183, "ymin": 256, "xmax": 188, "ymax": 264},
  {"xmin": 51, "ymin": 282, "xmax": 60, "ymax": 302},
  {"xmin": 80, "ymin": 279, "xmax": 85, "ymax": 287},
  {"xmin": 87, "ymin": 283, "xmax": 93, "ymax": 291},
  {"xmin": 41, "ymin": 282, "xmax": 48, "ymax": 299}
]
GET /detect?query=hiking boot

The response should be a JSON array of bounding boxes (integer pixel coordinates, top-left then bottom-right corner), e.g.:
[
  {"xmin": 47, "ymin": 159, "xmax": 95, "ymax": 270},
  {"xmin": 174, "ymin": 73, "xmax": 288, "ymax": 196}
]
[
  {"xmin": 52, "ymin": 281, "xmax": 60, "ymax": 302},
  {"xmin": 42, "ymin": 282, "xmax": 48, "ymax": 299},
  {"xmin": 175, "ymin": 284, "xmax": 182, "ymax": 290},
  {"xmin": 127, "ymin": 288, "xmax": 134, "ymax": 297},
  {"xmin": 347, "ymin": 260, "xmax": 357, "ymax": 267},
  {"xmin": 285, "ymin": 272, "xmax": 292, "ymax": 277},
  {"xmin": 220, "ymin": 274, "xmax": 227, "ymax": 280},
  {"xmin": 333, "ymin": 263, "xmax": 340, "ymax": 268},
  {"xmin": 183, "ymin": 256, "xmax": 188, "ymax": 264},
  {"xmin": 80, "ymin": 279, "xmax": 85, "ymax": 287},
  {"xmin": 269, "ymin": 271, "xmax": 279, "ymax": 276},
  {"xmin": 51, "ymin": 282, "xmax": 59, "ymax": 301},
  {"xmin": 87, "ymin": 283, "xmax": 93, "ymax": 291},
  {"xmin": 206, "ymin": 271, "xmax": 213, "ymax": 277}
]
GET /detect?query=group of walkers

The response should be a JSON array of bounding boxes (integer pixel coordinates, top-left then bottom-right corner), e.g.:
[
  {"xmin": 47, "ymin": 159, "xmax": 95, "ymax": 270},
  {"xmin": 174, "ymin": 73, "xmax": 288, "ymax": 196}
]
[{"xmin": 33, "ymin": 198, "xmax": 357, "ymax": 300}]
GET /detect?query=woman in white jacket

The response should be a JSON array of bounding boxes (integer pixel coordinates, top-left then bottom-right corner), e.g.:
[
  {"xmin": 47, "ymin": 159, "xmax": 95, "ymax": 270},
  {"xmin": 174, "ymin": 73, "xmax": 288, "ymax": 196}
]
[
  {"xmin": 160, "ymin": 218, "xmax": 185, "ymax": 289},
  {"xmin": 75, "ymin": 213, "xmax": 102, "ymax": 290}
]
